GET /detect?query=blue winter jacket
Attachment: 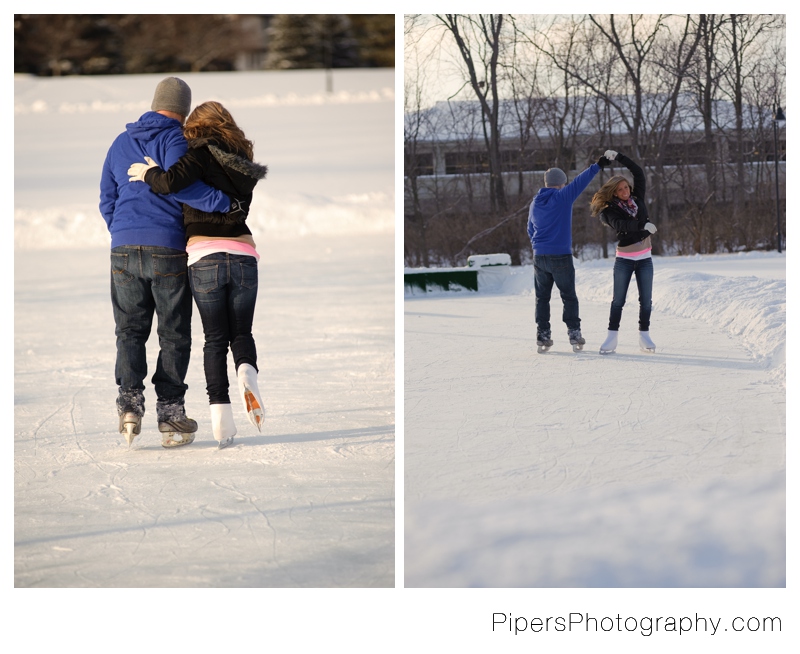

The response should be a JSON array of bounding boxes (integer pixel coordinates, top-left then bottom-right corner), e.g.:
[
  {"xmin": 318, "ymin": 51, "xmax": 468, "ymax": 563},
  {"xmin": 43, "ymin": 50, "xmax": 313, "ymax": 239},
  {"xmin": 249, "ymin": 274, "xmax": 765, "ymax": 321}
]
[
  {"xmin": 527, "ymin": 164, "xmax": 600, "ymax": 255},
  {"xmin": 99, "ymin": 112, "xmax": 231, "ymax": 250}
]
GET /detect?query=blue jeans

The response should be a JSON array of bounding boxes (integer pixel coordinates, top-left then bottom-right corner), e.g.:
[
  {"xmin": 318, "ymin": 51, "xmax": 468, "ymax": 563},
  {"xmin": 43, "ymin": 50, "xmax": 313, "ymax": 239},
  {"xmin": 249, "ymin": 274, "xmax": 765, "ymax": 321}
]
[
  {"xmin": 110, "ymin": 246, "xmax": 192, "ymax": 405},
  {"xmin": 609, "ymin": 257, "xmax": 653, "ymax": 331},
  {"xmin": 533, "ymin": 254, "xmax": 580, "ymax": 332},
  {"xmin": 189, "ymin": 253, "xmax": 259, "ymax": 404}
]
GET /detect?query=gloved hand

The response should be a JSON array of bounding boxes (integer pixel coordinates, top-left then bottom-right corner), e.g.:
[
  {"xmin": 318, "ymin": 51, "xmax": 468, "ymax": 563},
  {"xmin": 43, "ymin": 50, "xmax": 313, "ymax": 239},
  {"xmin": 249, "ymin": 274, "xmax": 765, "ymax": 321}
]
[
  {"xmin": 228, "ymin": 197, "xmax": 248, "ymax": 221},
  {"xmin": 597, "ymin": 156, "xmax": 611, "ymax": 169},
  {"xmin": 644, "ymin": 222, "xmax": 657, "ymax": 234},
  {"xmin": 604, "ymin": 150, "xmax": 618, "ymax": 161},
  {"xmin": 128, "ymin": 157, "xmax": 159, "ymax": 182}
]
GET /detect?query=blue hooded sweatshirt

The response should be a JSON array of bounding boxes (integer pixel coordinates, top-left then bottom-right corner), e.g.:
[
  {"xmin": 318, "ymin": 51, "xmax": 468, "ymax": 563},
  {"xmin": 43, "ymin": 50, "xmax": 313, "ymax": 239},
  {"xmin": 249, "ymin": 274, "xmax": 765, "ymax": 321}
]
[
  {"xmin": 99, "ymin": 112, "xmax": 230, "ymax": 250},
  {"xmin": 526, "ymin": 164, "xmax": 600, "ymax": 255}
]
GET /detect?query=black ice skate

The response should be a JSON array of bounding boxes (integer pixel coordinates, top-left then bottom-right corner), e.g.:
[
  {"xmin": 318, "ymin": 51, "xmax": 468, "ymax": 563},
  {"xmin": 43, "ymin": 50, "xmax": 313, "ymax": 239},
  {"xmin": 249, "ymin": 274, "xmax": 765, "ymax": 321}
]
[
  {"xmin": 568, "ymin": 328, "xmax": 585, "ymax": 352},
  {"xmin": 157, "ymin": 401, "xmax": 198, "ymax": 448},
  {"xmin": 536, "ymin": 330, "xmax": 553, "ymax": 354}
]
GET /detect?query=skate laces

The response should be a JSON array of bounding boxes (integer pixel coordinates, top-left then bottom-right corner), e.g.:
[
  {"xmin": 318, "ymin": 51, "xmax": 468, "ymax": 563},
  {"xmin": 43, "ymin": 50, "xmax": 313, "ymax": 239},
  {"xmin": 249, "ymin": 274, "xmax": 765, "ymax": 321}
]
[
  {"xmin": 245, "ymin": 389, "xmax": 261, "ymax": 414},
  {"xmin": 244, "ymin": 389, "xmax": 263, "ymax": 429}
]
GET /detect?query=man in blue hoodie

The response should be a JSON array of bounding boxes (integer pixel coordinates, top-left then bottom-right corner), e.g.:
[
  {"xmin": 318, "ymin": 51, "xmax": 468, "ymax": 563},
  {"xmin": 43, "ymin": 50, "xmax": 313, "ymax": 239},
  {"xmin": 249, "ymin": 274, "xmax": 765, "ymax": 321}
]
[
  {"xmin": 100, "ymin": 77, "xmax": 231, "ymax": 447},
  {"xmin": 527, "ymin": 156, "xmax": 610, "ymax": 352}
]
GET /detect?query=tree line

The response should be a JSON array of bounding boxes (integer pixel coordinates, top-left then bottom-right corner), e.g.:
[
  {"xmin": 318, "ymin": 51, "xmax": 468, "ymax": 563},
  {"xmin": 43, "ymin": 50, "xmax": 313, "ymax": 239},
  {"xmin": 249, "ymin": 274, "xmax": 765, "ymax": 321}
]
[
  {"xmin": 14, "ymin": 14, "xmax": 394, "ymax": 76},
  {"xmin": 405, "ymin": 14, "xmax": 785, "ymax": 267}
]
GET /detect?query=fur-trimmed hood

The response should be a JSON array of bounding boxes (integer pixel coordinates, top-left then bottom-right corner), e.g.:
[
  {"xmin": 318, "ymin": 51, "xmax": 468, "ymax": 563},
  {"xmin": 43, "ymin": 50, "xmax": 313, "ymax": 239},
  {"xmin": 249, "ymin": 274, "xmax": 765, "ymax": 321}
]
[{"xmin": 187, "ymin": 137, "xmax": 268, "ymax": 181}]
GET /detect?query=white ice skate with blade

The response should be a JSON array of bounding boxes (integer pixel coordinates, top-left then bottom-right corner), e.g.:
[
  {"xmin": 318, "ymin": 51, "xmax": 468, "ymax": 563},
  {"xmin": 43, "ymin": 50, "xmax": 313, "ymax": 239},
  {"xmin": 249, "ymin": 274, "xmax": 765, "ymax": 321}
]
[
  {"xmin": 237, "ymin": 363, "xmax": 264, "ymax": 431},
  {"xmin": 639, "ymin": 331, "xmax": 656, "ymax": 353},
  {"xmin": 599, "ymin": 330, "xmax": 618, "ymax": 355},
  {"xmin": 211, "ymin": 403, "xmax": 236, "ymax": 449}
]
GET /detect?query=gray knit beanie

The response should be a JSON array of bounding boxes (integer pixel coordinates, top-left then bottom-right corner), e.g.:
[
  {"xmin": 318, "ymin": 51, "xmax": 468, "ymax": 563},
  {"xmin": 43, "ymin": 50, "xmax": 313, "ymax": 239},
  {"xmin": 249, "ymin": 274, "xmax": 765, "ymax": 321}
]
[
  {"xmin": 151, "ymin": 77, "xmax": 191, "ymax": 117},
  {"xmin": 544, "ymin": 167, "xmax": 568, "ymax": 187}
]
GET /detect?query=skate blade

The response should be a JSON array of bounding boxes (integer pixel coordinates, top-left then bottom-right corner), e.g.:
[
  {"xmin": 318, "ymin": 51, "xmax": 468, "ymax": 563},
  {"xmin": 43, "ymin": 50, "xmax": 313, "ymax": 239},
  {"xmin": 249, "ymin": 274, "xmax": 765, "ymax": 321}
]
[
  {"xmin": 244, "ymin": 389, "xmax": 263, "ymax": 432},
  {"xmin": 217, "ymin": 436, "xmax": 235, "ymax": 450},
  {"xmin": 599, "ymin": 349, "xmax": 615, "ymax": 355},
  {"xmin": 537, "ymin": 345, "xmax": 551, "ymax": 354},
  {"xmin": 640, "ymin": 347, "xmax": 656, "ymax": 353},
  {"xmin": 161, "ymin": 431, "xmax": 196, "ymax": 448},
  {"xmin": 123, "ymin": 423, "xmax": 136, "ymax": 447},
  {"xmin": 572, "ymin": 343, "xmax": 584, "ymax": 352},
  {"xmin": 120, "ymin": 412, "xmax": 141, "ymax": 448}
]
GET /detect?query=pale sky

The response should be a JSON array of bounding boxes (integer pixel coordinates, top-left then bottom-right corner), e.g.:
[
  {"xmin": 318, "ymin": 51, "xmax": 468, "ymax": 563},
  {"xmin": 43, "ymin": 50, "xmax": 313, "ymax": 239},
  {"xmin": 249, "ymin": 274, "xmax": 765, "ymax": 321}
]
[{"xmin": 404, "ymin": 13, "xmax": 785, "ymax": 110}]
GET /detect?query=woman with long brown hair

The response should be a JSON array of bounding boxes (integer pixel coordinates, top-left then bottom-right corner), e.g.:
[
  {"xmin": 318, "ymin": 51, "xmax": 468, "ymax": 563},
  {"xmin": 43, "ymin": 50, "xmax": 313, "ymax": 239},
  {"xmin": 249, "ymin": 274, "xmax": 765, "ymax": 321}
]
[
  {"xmin": 590, "ymin": 150, "xmax": 658, "ymax": 355},
  {"xmin": 128, "ymin": 101, "xmax": 268, "ymax": 448}
]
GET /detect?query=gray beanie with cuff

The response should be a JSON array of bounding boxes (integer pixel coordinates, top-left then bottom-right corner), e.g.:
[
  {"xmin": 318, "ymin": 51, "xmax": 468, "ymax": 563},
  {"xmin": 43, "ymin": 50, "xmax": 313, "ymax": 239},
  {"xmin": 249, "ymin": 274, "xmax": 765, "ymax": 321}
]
[
  {"xmin": 151, "ymin": 77, "xmax": 191, "ymax": 117},
  {"xmin": 544, "ymin": 167, "xmax": 568, "ymax": 187}
]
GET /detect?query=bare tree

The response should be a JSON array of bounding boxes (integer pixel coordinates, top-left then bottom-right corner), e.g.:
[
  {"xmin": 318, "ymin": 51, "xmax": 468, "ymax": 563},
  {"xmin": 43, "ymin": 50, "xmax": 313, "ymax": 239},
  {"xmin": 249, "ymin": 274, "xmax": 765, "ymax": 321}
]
[
  {"xmin": 15, "ymin": 15, "xmax": 123, "ymax": 75},
  {"xmin": 524, "ymin": 15, "xmax": 667, "ymax": 158},
  {"xmin": 404, "ymin": 20, "xmax": 434, "ymax": 267},
  {"xmin": 403, "ymin": 13, "xmax": 785, "ymax": 264},
  {"xmin": 435, "ymin": 14, "xmax": 509, "ymax": 213},
  {"xmin": 642, "ymin": 15, "xmax": 703, "ymax": 252},
  {"xmin": 113, "ymin": 15, "xmax": 244, "ymax": 73},
  {"xmin": 718, "ymin": 15, "xmax": 782, "ymax": 223}
]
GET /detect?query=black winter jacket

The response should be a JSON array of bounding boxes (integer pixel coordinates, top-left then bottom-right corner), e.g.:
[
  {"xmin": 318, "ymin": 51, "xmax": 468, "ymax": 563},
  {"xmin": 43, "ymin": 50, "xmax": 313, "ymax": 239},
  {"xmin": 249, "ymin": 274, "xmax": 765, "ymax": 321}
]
[
  {"xmin": 598, "ymin": 153, "xmax": 651, "ymax": 247},
  {"xmin": 144, "ymin": 137, "xmax": 268, "ymax": 239}
]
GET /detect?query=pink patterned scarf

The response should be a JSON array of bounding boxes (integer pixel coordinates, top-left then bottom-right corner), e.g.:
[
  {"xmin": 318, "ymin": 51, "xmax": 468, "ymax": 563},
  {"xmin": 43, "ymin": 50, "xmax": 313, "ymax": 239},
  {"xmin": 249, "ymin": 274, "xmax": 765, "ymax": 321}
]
[{"xmin": 614, "ymin": 196, "xmax": 638, "ymax": 217}]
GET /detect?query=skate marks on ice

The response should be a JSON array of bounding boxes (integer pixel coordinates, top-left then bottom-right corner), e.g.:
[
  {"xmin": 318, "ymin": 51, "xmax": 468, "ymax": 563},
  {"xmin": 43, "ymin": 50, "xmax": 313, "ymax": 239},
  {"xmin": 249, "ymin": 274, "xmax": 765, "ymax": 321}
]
[
  {"xmin": 405, "ymin": 293, "xmax": 784, "ymax": 586},
  {"xmin": 406, "ymin": 295, "xmax": 782, "ymax": 496},
  {"xmin": 15, "ymin": 241, "xmax": 395, "ymax": 588},
  {"xmin": 106, "ymin": 423, "xmax": 395, "ymax": 451},
  {"xmin": 15, "ymin": 407, "xmax": 395, "ymax": 587}
]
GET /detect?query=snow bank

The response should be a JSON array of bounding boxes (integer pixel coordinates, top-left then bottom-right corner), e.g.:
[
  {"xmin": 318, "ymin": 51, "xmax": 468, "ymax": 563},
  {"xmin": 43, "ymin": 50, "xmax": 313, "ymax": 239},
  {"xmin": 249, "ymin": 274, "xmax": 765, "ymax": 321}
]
[
  {"xmin": 581, "ymin": 255, "xmax": 786, "ymax": 385},
  {"xmin": 247, "ymin": 191, "xmax": 394, "ymax": 238},
  {"xmin": 14, "ymin": 190, "xmax": 395, "ymax": 248},
  {"xmin": 463, "ymin": 252, "xmax": 786, "ymax": 385}
]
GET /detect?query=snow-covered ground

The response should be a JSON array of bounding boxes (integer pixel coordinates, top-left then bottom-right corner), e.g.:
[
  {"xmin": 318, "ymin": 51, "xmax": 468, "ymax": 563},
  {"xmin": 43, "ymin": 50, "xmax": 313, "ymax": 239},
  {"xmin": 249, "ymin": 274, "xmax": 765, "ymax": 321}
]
[
  {"xmin": 14, "ymin": 69, "xmax": 394, "ymax": 589},
  {"xmin": 405, "ymin": 252, "xmax": 786, "ymax": 587}
]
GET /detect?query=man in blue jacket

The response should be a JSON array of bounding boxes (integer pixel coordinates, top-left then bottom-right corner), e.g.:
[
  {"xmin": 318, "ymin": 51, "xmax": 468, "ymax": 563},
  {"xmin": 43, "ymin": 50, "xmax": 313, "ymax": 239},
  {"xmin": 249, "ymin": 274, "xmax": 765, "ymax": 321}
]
[
  {"xmin": 527, "ymin": 156, "xmax": 609, "ymax": 352},
  {"xmin": 100, "ymin": 77, "xmax": 231, "ymax": 447}
]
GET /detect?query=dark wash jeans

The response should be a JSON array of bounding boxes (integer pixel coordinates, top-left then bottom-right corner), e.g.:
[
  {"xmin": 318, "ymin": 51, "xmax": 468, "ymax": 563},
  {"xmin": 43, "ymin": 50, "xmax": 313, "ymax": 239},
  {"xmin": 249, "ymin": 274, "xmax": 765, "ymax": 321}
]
[
  {"xmin": 189, "ymin": 253, "xmax": 258, "ymax": 404},
  {"xmin": 533, "ymin": 254, "xmax": 580, "ymax": 332},
  {"xmin": 110, "ymin": 246, "xmax": 192, "ymax": 404},
  {"xmin": 609, "ymin": 256, "xmax": 653, "ymax": 331}
]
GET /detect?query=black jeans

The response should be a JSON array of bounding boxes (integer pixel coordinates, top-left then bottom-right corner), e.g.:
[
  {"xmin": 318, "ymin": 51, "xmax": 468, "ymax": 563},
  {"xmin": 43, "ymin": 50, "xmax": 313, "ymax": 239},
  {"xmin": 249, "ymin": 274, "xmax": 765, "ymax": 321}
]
[
  {"xmin": 110, "ymin": 246, "xmax": 192, "ymax": 404},
  {"xmin": 533, "ymin": 254, "xmax": 580, "ymax": 332},
  {"xmin": 189, "ymin": 253, "xmax": 259, "ymax": 404}
]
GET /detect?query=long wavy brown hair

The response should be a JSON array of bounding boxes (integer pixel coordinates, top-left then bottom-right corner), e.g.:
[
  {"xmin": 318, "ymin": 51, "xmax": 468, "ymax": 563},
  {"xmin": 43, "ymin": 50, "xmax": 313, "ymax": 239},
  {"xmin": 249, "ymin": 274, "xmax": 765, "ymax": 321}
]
[
  {"xmin": 183, "ymin": 101, "xmax": 254, "ymax": 160},
  {"xmin": 590, "ymin": 175, "xmax": 632, "ymax": 216}
]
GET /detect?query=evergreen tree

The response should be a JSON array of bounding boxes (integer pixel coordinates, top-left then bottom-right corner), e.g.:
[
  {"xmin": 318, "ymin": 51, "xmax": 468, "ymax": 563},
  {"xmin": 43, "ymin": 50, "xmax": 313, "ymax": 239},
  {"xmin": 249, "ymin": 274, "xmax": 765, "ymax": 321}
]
[
  {"xmin": 264, "ymin": 14, "xmax": 359, "ymax": 69},
  {"xmin": 348, "ymin": 14, "xmax": 395, "ymax": 67},
  {"xmin": 314, "ymin": 15, "xmax": 360, "ymax": 68}
]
